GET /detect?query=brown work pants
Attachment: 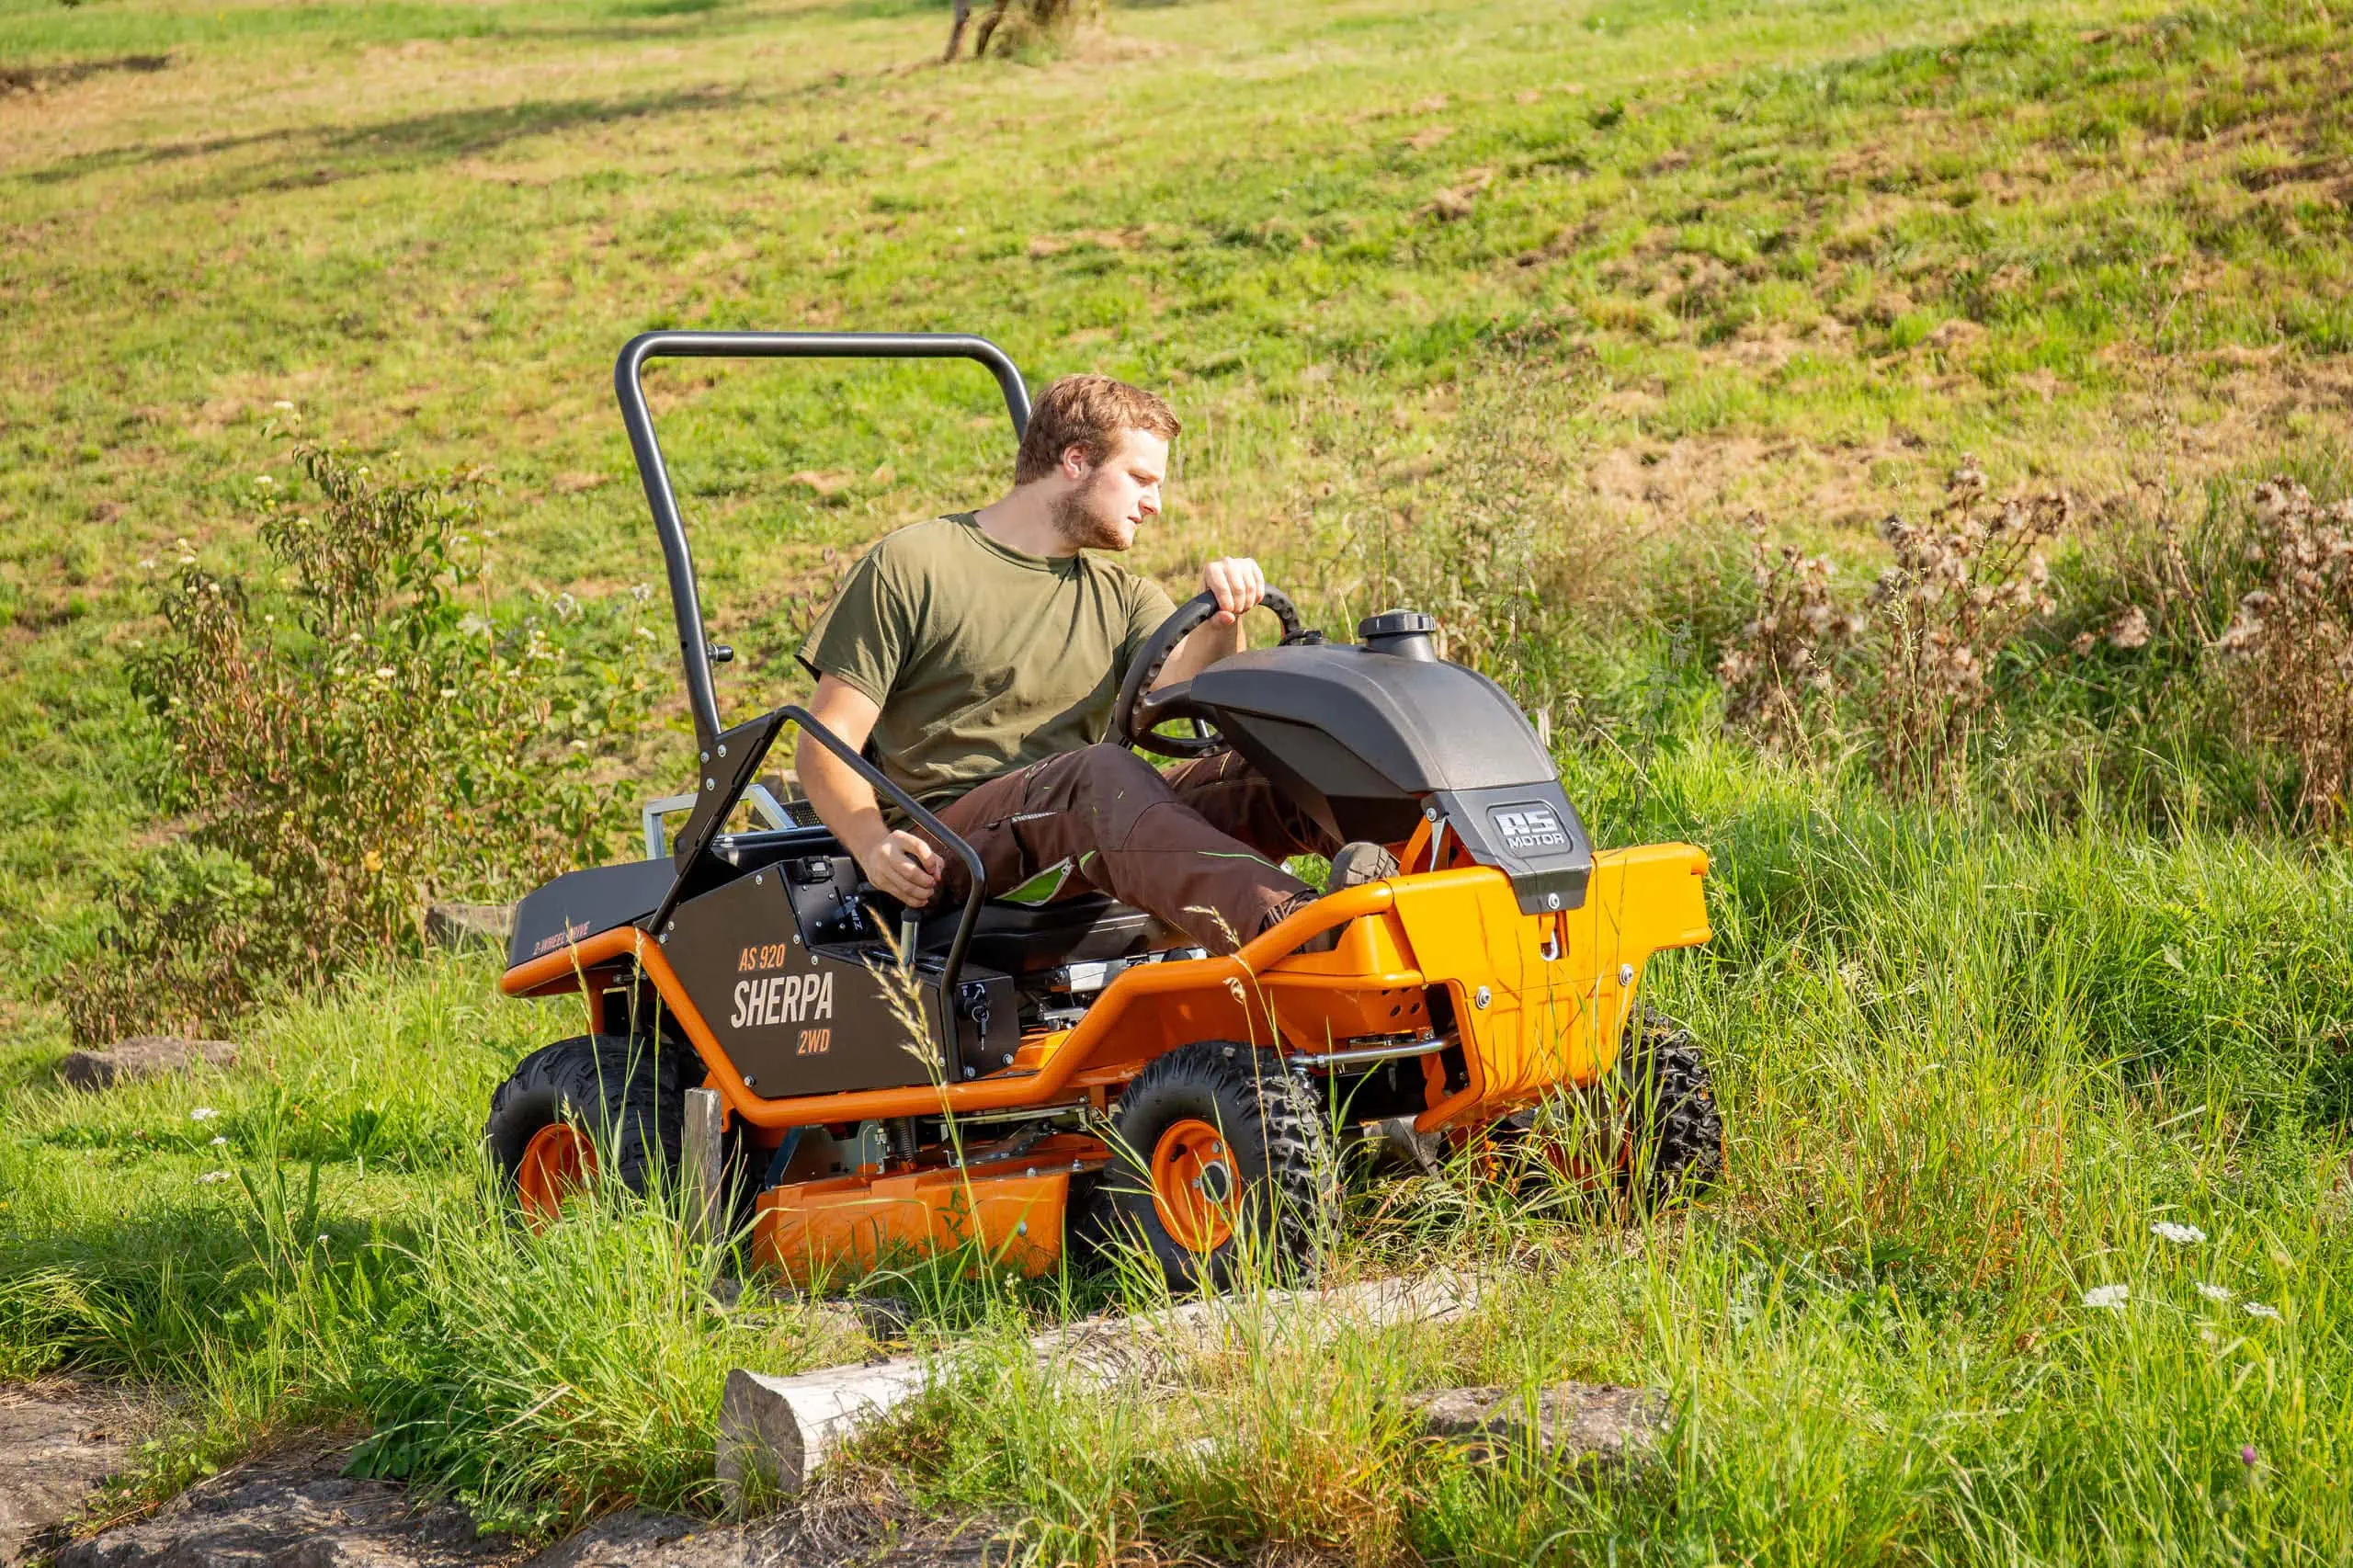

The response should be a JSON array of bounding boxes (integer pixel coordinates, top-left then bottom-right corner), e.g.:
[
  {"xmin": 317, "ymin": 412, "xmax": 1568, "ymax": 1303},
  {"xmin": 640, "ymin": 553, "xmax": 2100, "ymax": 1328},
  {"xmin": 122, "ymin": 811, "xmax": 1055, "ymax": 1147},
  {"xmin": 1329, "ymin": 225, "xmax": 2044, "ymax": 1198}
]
[{"xmin": 922, "ymin": 744, "xmax": 1338, "ymax": 954}]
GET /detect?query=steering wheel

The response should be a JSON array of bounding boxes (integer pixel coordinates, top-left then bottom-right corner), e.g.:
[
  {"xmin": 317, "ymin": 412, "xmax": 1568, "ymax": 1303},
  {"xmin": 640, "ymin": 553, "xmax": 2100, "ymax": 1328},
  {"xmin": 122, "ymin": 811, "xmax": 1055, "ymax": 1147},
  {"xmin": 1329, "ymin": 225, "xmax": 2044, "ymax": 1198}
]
[{"xmin": 1109, "ymin": 586, "xmax": 1308, "ymax": 758}]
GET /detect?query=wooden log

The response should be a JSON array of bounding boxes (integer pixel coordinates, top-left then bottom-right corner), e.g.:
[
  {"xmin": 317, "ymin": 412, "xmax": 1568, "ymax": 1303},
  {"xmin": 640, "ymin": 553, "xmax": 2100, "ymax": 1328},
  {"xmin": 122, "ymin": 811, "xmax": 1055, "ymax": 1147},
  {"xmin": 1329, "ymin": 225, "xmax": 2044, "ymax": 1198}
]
[
  {"xmin": 715, "ymin": 1273, "xmax": 1479, "ymax": 1506},
  {"xmin": 681, "ymin": 1087, "xmax": 724, "ymax": 1253},
  {"xmin": 423, "ymin": 901, "xmax": 515, "ymax": 951}
]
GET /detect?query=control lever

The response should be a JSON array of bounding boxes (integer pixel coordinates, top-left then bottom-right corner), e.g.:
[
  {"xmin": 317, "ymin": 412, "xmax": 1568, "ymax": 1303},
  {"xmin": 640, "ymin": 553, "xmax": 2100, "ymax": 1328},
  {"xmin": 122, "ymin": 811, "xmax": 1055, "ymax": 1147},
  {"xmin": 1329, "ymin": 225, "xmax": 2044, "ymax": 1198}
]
[{"xmin": 898, "ymin": 910, "xmax": 919, "ymax": 968}]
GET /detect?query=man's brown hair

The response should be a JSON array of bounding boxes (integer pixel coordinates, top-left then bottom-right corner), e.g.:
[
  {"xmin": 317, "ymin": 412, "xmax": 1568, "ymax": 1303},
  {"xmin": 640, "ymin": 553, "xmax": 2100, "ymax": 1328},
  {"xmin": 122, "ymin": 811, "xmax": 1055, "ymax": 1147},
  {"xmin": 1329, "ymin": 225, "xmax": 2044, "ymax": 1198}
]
[{"xmin": 1013, "ymin": 374, "xmax": 1180, "ymax": 485}]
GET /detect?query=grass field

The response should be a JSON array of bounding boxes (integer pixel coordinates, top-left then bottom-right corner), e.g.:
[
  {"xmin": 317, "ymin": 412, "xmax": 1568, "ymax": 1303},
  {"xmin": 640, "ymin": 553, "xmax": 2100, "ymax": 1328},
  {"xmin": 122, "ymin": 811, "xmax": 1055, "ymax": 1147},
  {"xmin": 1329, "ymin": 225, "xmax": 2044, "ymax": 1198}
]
[{"xmin": 4, "ymin": 0, "xmax": 2351, "ymax": 1562}]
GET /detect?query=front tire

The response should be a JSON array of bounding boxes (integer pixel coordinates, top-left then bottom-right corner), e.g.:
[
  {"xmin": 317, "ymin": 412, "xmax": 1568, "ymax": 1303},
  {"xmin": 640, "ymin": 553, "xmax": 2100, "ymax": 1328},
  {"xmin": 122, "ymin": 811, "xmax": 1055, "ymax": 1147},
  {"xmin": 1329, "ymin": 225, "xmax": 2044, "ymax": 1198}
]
[
  {"xmin": 483, "ymin": 1034, "xmax": 688, "ymax": 1221},
  {"xmin": 1096, "ymin": 1040, "xmax": 1329, "ymax": 1292}
]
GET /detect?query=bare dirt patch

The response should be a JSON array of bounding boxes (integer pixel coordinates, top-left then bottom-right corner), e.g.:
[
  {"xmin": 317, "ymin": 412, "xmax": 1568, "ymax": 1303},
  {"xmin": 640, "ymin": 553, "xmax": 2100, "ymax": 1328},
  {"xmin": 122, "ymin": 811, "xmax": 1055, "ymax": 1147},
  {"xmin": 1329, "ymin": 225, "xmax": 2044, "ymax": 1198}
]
[
  {"xmin": 0, "ymin": 56, "xmax": 169, "ymax": 99},
  {"xmin": 41, "ymin": 1439, "xmax": 1002, "ymax": 1568},
  {"xmin": 1583, "ymin": 435, "xmax": 1924, "ymax": 531}
]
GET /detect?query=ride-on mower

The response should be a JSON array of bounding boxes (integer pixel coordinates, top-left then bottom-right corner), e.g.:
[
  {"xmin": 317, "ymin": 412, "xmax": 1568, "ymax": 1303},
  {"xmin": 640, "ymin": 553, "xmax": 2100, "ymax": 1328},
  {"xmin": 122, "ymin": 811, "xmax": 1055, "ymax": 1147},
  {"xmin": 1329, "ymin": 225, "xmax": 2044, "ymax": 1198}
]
[{"xmin": 487, "ymin": 332, "xmax": 1722, "ymax": 1290}]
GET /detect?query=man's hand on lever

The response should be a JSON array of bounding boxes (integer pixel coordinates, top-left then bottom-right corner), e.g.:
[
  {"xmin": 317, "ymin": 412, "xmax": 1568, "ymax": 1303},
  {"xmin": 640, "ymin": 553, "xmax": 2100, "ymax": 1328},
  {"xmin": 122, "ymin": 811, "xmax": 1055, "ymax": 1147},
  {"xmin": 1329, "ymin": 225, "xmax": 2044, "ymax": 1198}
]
[
  {"xmin": 863, "ymin": 830, "xmax": 942, "ymax": 908},
  {"xmin": 795, "ymin": 675, "xmax": 944, "ymax": 908},
  {"xmin": 1156, "ymin": 555, "xmax": 1264, "ymax": 687}
]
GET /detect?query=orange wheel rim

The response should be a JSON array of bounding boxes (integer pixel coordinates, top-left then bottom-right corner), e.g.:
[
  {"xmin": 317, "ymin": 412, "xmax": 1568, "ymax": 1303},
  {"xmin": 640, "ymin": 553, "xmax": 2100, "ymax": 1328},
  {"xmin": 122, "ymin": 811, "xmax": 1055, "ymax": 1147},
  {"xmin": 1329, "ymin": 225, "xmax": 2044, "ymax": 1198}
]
[
  {"xmin": 1150, "ymin": 1117, "xmax": 1238, "ymax": 1255},
  {"xmin": 517, "ymin": 1120, "xmax": 597, "ymax": 1224}
]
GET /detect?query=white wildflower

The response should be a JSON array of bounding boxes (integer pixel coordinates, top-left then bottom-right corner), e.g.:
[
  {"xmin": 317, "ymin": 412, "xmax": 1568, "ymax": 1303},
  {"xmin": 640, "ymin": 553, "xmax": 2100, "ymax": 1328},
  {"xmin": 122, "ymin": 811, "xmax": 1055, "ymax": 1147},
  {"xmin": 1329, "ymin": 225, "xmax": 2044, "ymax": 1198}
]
[
  {"xmin": 2083, "ymin": 1284, "xmax": 2130, "ymax": 1309},
  {"xmin": 2195, "ymin": 1281, "xmax": 2233, "ymax": 1303},
  {"xmin": 373, "ymin": 666, "xmax": 395, "ymax": 680},
  {"xmin": 255, "ymin": 474, "xmax": 274, "ymax": 486},
  {"xmin": 210, "ymin": 1134, "xmax": 228, "ymax": 1147},
  {"xmin": 198, "ymin": 1171, "xmax": 232, "ymax": 1185},
  {"xmin": 2243, "ymin": 1301, "xmax": 2280, "ymax": 1321},
  {"xmin": 189, "ymin": 1107, "xmax": 219, "ymax": 1122},
  {"xmin": 2152, "ymin": 1221, "xmax": 2206, "ymax": 1246}
]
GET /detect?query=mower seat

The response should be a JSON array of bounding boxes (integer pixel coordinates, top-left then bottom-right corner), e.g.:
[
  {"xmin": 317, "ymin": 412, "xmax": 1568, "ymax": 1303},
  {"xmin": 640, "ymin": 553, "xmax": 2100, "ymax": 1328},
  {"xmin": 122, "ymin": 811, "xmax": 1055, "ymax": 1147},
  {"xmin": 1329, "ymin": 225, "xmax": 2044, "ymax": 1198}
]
[{"xmin": 918, "ymin": 893, "xmax": 1176, "ymax": 975}]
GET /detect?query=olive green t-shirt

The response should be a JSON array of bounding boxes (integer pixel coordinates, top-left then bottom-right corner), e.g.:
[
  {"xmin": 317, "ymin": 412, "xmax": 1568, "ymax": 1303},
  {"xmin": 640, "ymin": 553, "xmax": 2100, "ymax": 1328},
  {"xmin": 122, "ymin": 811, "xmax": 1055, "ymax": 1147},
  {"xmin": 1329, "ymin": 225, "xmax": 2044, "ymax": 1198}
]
[{"xmin": 797, "ymin": 514, "xmax": 1176, "ymax": 807}]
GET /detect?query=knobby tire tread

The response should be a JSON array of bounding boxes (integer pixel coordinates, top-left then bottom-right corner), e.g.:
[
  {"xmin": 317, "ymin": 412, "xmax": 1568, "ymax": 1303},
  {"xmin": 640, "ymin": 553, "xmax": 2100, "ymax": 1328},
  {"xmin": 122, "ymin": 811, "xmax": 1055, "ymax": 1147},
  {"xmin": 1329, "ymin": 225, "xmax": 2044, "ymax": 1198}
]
[
  {"xmin": 1624, "ymin": 1006, "xmax": 1725, "ymax": 1199},
  {"xmin": 484, "ymin": 1033, "xmax": 691, "ymax": 1201},
  {"xmin": 1098, "ymin": 1040, "xmax": 1330, "ymax": 1291}
]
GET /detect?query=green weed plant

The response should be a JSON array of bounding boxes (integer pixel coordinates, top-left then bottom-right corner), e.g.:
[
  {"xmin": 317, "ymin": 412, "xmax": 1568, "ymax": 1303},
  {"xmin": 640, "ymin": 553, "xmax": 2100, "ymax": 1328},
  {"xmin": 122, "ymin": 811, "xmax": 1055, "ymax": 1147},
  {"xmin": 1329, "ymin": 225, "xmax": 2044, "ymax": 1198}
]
[{"xmin": 57, "ymin": 440, "xmax": 660, "ymax": 1043}]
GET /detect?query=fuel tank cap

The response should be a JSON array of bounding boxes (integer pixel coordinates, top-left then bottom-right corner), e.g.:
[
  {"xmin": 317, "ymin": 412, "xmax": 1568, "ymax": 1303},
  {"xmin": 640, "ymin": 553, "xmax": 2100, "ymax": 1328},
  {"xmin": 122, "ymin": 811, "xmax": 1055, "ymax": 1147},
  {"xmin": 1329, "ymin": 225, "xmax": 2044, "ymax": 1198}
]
[{"xmin": 1358, "ymin": 608, "xmax": 1439, "ymax": 661}]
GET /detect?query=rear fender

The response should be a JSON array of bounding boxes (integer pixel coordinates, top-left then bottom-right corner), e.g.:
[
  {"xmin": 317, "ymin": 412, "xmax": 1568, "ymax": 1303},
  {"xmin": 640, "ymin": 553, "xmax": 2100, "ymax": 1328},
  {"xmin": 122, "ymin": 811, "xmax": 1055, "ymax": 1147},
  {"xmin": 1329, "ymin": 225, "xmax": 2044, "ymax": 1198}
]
[{"xmin": 1378, "ymin": 846, "xmax": 1709, "ymax": 1130}]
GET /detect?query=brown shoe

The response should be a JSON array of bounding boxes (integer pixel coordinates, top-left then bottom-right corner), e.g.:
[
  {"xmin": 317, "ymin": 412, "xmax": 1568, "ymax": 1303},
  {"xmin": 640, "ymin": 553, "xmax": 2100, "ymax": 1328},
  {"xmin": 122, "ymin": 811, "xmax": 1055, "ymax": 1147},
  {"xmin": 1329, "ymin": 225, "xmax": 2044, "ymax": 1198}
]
[{"xmin": 1270, "ymin": 844, "xmax": 1400, "ymax": 955}]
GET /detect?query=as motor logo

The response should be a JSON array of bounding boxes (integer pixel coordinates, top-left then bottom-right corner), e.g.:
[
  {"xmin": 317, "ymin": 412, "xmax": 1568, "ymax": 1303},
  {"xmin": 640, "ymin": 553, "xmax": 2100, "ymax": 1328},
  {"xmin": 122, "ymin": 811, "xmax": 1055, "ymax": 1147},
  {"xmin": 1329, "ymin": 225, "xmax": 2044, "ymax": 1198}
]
[{"xmin": 1492, "ymin": 802, "xmax": 1569, "ymax": 854}]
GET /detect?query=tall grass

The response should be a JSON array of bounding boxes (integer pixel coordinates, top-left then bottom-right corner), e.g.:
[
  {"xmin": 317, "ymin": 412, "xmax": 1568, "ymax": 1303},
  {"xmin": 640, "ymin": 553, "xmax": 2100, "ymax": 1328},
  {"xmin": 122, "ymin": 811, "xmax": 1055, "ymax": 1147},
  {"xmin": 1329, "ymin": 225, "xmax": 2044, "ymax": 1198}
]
[
  {"xmin": 5, "ymin": 715, "xmax": 2345, "ymax": 1559},
  {"xmin": 0, "ymin": 954, "xmax": 868, "ymax": 1529},
  {"xmin": 821, "ymin": 730, "xmax": 2351, "ymax": 1564}
]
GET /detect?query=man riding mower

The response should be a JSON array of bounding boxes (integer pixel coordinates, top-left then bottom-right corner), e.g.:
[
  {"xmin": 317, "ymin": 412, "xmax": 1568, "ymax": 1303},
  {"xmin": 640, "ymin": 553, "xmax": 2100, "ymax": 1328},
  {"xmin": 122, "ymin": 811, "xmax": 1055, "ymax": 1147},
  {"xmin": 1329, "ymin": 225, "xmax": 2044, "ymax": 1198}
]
[{"xmin": 487, "ymin": 331, "xmax": 1722, "ymax": 1291}]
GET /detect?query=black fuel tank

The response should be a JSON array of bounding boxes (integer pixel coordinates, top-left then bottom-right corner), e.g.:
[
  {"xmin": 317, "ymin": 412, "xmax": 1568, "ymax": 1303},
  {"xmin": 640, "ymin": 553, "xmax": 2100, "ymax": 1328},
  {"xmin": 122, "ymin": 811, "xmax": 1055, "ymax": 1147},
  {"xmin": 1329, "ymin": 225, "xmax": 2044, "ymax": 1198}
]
[
  {"xmin": 1180, "ymin": 641, "xmax": 1593, "ymax": 914},
  {"xmin": 1187, "ymin": 644, "xmax": 1552, "ymax": 831}
]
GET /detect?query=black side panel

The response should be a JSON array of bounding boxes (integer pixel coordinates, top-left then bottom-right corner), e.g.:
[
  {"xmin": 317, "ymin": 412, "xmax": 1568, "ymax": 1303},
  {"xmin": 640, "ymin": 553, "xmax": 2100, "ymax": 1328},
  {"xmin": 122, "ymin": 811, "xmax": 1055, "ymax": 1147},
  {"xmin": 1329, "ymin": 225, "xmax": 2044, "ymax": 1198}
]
[
  {"xmin": 916, "ymin": 959, "xmax": 1020, "ymax": 1080},
  {"xmin": 1433, "ymin": 782, "xmax": 1594, "ymax": 915},
  {"xmin": 508, "ymin": 859, "xmax": 677, "ymax": 969},
  {"xmin": 664, "ymin": 869, "xmax": 938, "ymax": 1096},
  {"xmin": 1219, "ymin": 714, "xmax": 1425, "ymax": 846}
]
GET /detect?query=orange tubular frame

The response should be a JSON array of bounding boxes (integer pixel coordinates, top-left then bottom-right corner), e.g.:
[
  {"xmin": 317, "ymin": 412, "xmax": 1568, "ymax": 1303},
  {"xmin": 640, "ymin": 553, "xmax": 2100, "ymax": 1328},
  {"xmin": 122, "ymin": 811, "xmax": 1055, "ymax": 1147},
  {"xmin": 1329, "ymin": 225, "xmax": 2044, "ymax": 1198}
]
[
  {"xmin": 499, "ymin": 883, "xmax": 1396, "ymax": 1131},
  {"xmin": 498, "ymin": 846, "xmax": 1711, "ymax": 1139}
]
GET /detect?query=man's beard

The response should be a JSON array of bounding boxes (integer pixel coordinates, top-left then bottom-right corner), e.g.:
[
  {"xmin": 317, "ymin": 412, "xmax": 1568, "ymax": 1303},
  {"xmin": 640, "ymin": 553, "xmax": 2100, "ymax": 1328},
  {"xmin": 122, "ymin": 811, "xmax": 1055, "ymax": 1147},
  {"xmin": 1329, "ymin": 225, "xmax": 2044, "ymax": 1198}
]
[{"xmin": 1050, "ymin": 474, "xmax": 1130, "ymax": 551}]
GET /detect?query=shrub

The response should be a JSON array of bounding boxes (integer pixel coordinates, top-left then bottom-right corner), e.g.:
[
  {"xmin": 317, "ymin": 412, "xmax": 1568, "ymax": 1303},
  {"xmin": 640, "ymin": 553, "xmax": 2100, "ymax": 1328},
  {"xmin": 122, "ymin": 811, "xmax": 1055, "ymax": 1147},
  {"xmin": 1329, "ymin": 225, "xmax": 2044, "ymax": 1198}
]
[
  {"xmin": 1296, "ymin": 355, "xmax": 1650, "ymax": 723},
  {"xmin": 59, "ymin": 440, "xmax": 658, "ymax": 1043},
  {"xmin": 1714, "ymin": 461, "xmax": 2063, "ymax": 799},
  {"xmin": 2215, "ymin": 478, "xmax": 2353, "ymax": 832},
  {"xmin": 1860, "ymin": 463, "xmax": 2064, "ymax": 799},
  {"xmin": 1714, "ymin": 516, "xmax": 1860, "ymax": 755}
]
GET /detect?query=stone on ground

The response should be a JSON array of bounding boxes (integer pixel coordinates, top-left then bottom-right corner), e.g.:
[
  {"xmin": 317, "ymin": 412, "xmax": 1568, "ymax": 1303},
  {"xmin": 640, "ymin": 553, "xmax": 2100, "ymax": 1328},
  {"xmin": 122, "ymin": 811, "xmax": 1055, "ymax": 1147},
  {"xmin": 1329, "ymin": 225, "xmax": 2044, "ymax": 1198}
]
[
  {"xmin": 55, "ymin": 1036, "xmax": 238, "ymax": 1092},
  {"xmin": 425, "ymin": 902, "xmax": 516, "ymax": 952},
  {"xmin": 41, "ymin": 1440, "xmax": 1000, "ymax": 1567},
  {"xmin": 1404, "ymin": 1381, "xmax": 1668, "ymax": 1471},
  {"xmin": 529, "ymin": 1509, "xmax": 991, "ymax": 1567},
  {"xmin": 0, "ymin": 1381, "xmax": 150, "ymax": 1565},
  {"xmin": 54, "ymin": 1448, "xmax": 509, "ymax": 1568}
]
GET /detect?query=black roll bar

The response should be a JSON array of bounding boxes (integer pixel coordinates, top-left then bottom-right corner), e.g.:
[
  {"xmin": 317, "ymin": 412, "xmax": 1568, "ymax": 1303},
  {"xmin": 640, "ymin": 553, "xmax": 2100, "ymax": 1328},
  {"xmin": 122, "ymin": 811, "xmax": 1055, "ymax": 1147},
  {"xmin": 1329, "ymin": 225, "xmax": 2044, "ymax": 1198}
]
[
  {"xmin": 612, "ymin": 330, "xmax": 1033, "ymax": 752},
  {"xmin": 779, "ymin": 705, "xmax": 988, "ymax": 996}
]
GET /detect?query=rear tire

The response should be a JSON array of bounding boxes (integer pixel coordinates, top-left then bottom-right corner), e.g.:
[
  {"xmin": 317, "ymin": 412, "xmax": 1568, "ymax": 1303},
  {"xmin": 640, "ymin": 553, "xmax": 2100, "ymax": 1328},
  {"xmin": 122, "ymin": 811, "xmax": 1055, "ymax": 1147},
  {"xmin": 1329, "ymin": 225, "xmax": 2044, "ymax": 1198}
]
[
  {"xmin": 483, "ymin": 1034, "xmax": 689, "ymax": 1217},
  {"xmin": 1095, "ymin": 1040, "xmax": 1328, "ymax": 1293},
  {"xmin": 1618, "ymin": 1007, "xmax": 1725, "ymax": 1201}
]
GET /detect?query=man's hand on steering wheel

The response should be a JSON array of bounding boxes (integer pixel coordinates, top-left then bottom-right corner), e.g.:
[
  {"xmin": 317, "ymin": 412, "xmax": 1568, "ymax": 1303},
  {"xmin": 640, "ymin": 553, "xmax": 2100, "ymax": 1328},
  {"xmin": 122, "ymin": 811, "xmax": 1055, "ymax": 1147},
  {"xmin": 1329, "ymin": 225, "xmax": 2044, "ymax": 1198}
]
[
  {"xmin": 1112, "ymin": 574, "xmax": 1305, "ymax": 758},
  {"xmin": 1200, "ymin": 556, "xmax": 1266, "ymax": 627}
]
